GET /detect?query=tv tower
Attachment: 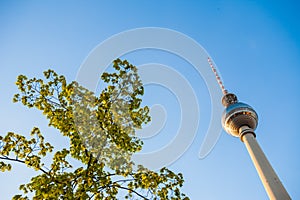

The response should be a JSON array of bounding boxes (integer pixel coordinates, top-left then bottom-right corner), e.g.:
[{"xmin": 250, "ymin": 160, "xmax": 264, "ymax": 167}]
[{"xmin": 208, "ymin": 57, "xmax": 291, "ymax": 200}]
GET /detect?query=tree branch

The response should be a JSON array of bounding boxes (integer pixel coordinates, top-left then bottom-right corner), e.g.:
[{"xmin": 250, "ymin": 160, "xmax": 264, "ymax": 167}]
[
  {"xmin": 115, "ymin": 185, "xmax": 149, "ymax": 200},
  {"xmin": 0, "ymin": 156, "xmax": 49, "ymax": 175}
]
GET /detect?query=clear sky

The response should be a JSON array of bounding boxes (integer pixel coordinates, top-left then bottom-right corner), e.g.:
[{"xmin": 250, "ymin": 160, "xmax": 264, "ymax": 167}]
[{"xmin": 0, "ymin": 1, "xmax": 299, "ymax": 199}]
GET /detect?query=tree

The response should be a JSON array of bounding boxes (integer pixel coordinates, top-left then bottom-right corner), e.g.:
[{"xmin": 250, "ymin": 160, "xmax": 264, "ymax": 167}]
[{"xmin": 0, "ymin": 59, "xmax": 189, "ymax": 200}]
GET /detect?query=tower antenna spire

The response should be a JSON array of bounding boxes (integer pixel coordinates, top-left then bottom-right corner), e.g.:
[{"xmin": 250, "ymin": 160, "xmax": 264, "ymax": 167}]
[{"xmin": 208, "ymin": 57, "xmax": 228, "ymax": 95}]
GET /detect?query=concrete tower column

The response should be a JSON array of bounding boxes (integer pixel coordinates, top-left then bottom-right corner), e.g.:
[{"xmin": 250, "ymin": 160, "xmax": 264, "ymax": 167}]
[{"xmin": 239, "ymin": 126, "xmax": 291, "ymax": 200}]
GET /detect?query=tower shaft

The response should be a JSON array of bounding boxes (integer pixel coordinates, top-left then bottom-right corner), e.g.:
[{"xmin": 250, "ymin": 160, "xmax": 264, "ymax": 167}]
[{"xmin": 240, "ymin": 126, "xmax": 291, "ymax": 200}]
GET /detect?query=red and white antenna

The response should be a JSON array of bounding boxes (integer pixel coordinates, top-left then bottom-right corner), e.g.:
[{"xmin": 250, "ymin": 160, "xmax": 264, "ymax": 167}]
[{"xmin": 207, "ymin": 57, "xmax": 228, "ymax": 95}]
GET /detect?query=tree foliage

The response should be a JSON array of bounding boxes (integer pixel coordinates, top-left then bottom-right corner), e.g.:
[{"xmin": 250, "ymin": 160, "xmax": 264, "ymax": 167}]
[{"xmin": 0, "ymin": 59, "xmax": 189, "ymax": 199}]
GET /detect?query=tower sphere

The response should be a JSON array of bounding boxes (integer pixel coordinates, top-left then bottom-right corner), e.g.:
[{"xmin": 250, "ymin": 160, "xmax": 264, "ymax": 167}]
[{"xmin": 222, "ymin": 102, "xmax": 258, "ymax": 137}]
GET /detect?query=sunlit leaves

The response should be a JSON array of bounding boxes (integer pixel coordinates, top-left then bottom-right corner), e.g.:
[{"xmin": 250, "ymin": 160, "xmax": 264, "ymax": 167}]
[
  {"xmin": 0, "ymin": 161, "xmax": 12, "ymax": 172},
  {"xmin": 1, "ymin": 59, "xmax": 189, "ymax": 199},
  {"xmin": 0, "ymin": 128, "xmax": 53, "ymax": 171}
]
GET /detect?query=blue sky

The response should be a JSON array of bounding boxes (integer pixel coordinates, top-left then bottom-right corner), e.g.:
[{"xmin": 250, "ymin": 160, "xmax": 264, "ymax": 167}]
[{"xmin": 0, "ymin": 1, "xmax": 299, "ymax": 199}]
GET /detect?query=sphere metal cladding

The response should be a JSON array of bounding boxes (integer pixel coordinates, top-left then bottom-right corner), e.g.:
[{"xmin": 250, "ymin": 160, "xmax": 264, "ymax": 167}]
[{"xmin": 222, "ymin": 102, "xmax": 258, "ymax": 137}]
